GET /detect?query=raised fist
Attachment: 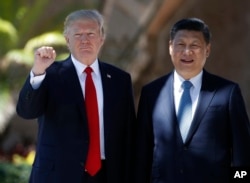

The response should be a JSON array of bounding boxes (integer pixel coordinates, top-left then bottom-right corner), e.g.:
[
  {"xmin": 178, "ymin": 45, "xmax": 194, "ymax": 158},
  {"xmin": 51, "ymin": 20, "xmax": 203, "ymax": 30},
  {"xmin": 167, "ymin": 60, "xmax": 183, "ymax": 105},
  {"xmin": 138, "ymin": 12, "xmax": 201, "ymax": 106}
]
[{"xmin": 32, "ymin": 46, "xmax": 57, "ymax": 76}]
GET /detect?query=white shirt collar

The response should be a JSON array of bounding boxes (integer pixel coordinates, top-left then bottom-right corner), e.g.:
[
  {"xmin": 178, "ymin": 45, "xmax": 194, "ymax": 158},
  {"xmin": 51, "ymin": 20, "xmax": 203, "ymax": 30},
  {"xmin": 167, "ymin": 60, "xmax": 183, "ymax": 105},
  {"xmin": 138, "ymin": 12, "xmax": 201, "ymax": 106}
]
[
  {"xmin": 174, "ymin": 70, "xmax": 203, "ymax": 92},
  {"xmin": 71, "ymin": 55, "xmax": 100, "ymax": 77}
]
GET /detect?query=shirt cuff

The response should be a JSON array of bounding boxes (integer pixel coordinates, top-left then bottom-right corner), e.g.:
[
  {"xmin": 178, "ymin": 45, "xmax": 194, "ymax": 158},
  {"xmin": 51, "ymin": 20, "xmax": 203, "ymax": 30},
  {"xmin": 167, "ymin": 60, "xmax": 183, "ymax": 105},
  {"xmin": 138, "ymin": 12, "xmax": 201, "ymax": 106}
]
[{"xmin": 30, "ymin": 71, "xmax": 46, "ymax": 89}]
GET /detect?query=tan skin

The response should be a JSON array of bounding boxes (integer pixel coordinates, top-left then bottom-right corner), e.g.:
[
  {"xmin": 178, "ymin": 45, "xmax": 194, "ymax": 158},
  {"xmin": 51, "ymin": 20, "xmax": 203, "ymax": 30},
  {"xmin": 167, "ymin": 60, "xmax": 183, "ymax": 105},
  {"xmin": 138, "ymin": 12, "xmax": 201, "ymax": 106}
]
[
  {"xmin": 169, "ymin": 30, "xmax": 211, "ymax": 80},
  {"xmin": 32, "ymin": 19, "xmax": 104, "ymax": 76}
]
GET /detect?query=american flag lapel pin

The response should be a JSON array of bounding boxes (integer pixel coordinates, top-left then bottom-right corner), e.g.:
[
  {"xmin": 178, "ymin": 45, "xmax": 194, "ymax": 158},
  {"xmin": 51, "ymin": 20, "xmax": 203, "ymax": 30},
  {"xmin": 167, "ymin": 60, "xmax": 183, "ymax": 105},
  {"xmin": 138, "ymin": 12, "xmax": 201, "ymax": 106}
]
[{"xmin": 107, "ymin": 74, "xmax": 111, "ymax": 78}]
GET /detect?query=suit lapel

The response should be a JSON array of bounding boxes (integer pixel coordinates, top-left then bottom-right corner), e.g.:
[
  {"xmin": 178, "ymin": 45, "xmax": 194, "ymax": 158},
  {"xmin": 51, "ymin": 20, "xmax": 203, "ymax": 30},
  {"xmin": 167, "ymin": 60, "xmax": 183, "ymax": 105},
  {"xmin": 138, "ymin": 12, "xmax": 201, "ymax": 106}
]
[
  {"xmin": 60, "ymin": 58, "xmax": 84, "ymax": 102},
  {"xmin": 98, "ymin": 61, "xmax": 113, "ymax": 139},
  {"xmin": 185, "ymin": 71, "xmax": 216, "ymax": 143},
  {"xmin": 58, "ymin": 57, "xmax": 88, "ymax": 124},
  {"xmin": 152, "ymin": 73, "xmax": 183, "ymax": 144},
  {"xmin": 98, "ymin": 61, "xmax": 112, "ymax": 110}
]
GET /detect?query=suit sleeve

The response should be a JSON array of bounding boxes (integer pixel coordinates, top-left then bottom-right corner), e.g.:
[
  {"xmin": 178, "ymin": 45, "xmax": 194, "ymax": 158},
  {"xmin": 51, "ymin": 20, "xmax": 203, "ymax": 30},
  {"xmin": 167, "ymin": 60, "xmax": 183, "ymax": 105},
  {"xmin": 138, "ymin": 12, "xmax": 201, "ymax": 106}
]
[
  {"xmin": 16, "ymin": 75, "xmax": 48, "ymax": 119},
  {"xmin": 134, "ymin": 86, "xmax": 154, "ymax": 183},
  {"xmin": 124, "ymin": 74, "xmax": 137, "ymax": 183},
  {"xmin": 229, "ymin": 84, "xmax": 250, "ymax": 166}
]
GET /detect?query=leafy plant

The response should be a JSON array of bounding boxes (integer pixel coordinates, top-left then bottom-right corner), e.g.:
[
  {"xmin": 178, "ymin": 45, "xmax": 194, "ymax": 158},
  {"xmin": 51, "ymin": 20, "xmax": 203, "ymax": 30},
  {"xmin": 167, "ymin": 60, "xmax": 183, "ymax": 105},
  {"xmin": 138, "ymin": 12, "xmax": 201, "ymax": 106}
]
[{"xmin": 0, "ymin": 162, "xmax": 31, "ymax": 183}]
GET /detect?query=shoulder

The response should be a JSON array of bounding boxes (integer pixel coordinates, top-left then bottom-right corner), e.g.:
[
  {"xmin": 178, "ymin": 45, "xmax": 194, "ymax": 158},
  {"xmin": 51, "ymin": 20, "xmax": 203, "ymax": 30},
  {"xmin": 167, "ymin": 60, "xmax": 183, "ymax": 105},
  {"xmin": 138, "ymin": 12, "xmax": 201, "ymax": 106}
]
[
  {"xmin": 46, "ymin": 56, "xmax": 72, "ymax": 73},
  {"xmin": 137, "ymin": 73, "xmax": 173, "ymax": 102},
  {"xmin": 99, "ymin": 60, "xmax": 131, "ymax": 78},
  {"xmin": 99, "ymin": 61, "xmax": 128, "ymax": 74},
  {"xmin": 203, "ymin": 70, "xmax": 238, "ymax": 87},
  {"xmin": 202, "ymin": 70, "xmax": 243, "ymax": 98},
  {"xmin": 143, "ymin": 72, "xmax": 172, "ymax": 91}
]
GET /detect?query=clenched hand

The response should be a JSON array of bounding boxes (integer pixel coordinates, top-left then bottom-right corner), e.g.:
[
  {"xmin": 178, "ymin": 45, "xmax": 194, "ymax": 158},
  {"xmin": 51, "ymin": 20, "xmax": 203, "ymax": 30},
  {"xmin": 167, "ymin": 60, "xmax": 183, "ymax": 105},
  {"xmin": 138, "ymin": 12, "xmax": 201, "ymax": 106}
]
[{"xmin": 32, "ymin": 46, "xmax": 57, "ymax": 76}]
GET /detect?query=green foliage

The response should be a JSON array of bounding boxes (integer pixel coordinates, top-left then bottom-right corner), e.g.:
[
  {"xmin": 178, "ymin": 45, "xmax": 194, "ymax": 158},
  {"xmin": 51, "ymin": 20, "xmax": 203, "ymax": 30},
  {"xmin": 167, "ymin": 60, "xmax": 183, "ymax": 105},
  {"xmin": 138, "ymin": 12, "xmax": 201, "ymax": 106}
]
[
  {"xmin": 0, "ymin": 0, "xmax": 23, "ymax": 22},
  {"xmin": 5, "ymin": 31, "xmax": 67, "ymax": 65},
  {"xmin": 0, "ymin": 162, "xmax": 31, "ymax": 183},
  {"xmin": 5, "ymin": 49, "xmax": 34, "ymax": 65},
  {"xmin": 17, "ymin": 0, "xmax": 51, "ymax": 45},
  {"xmin": 24, "ymin": 31, "xmax": 66, "ymax": 52},
  {"xmin": 0, "ymin": 0, "xmax": 66, "ymax": 58},
  {"xmin": 0, "ymin": 91, "xmax": 11, "ymax": 110},
  {"xmin": 0, "ymin": 18, "xmax": 18, "ymax": 56}
]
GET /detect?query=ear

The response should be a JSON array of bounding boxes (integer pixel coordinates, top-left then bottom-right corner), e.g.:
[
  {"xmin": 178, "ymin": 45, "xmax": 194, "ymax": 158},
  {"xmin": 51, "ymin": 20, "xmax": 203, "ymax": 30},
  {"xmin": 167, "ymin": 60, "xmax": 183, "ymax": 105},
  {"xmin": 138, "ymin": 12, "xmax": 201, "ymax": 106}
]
[
  {"xmin": 206, "ymin": 43, "xmax": 211, "ymax": 57},
  {"xmin": 65, "ymin": 36, "xmax": 69, "ymax": 44},
  {"xmin": 98, "ymin": 36, "xmax": 105, "ymax": 49},
  {"xmin": 101, "ymin": 34, "xmax": 105, "ymax": 44},
  {"xmin": 169, "ymin": 40, "xmax": 173, "ymax": 55}
]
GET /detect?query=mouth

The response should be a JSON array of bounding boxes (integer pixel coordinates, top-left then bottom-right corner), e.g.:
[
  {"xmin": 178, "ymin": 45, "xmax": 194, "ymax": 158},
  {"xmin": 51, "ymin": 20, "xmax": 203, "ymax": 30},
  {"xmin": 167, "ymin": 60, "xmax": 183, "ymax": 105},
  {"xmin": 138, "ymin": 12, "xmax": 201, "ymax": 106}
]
[
  {"xmin": 181, "ymin": 59, "xmax": 193, "ymax": 63},
  {"xmin": 80, "ymin": 47, "xmax": 92, "ymax": 52},
  {"xmin": 80, "ymin": 46, "xmax": 91, "ymax": 49}
]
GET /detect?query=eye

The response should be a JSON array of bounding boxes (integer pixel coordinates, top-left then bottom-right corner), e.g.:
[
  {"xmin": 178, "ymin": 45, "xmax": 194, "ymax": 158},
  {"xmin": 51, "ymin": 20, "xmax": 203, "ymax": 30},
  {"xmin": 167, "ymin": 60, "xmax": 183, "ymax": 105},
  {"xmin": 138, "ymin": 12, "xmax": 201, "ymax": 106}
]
[
  {"xmin": 190, "ymin": 44, "xmax": 200, "ymax": 49},
  {"xmin": 88, "ymin": 33, "xmax": 95, "ymax": 37},
  {"xmin": 175, "ymin": 42, "xmax": 185, "ymax": 48},
  {"xmin": 74, "ymin": 33, "xmax": 81, "ymax": 37},
  {"xmin": 176, "ymin": 42, "xmax": 184, "ymax": 45}
]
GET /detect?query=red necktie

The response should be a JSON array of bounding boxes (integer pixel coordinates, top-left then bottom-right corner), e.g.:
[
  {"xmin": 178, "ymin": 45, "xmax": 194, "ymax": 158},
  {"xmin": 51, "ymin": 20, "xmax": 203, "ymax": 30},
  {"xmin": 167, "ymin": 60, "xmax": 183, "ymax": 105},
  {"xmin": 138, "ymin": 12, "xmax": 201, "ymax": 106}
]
[{"xmin": 84, "ymin": 67, "xmax": 101, "ymax": 176}]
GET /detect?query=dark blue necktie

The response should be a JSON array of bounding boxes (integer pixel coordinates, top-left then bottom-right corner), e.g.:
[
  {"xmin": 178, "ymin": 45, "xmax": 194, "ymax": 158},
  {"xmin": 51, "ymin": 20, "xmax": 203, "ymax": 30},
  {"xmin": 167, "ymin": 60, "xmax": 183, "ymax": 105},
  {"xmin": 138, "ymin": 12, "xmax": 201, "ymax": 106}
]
[{"xmin": 177, "ymin": 80, "xmax": 193, "ymax": 141}]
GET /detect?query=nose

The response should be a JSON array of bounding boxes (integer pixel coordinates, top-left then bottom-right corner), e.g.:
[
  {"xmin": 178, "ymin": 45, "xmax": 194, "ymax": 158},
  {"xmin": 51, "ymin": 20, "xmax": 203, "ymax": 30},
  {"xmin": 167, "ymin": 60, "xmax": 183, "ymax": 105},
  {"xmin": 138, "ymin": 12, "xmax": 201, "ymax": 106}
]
[
  {"xmin": 183, "ymin": 46, "xmax": 193, "ymax": 55},
  {"xmin": 80, "ymin": 34, "xmax": 89, "ymax": 42}
]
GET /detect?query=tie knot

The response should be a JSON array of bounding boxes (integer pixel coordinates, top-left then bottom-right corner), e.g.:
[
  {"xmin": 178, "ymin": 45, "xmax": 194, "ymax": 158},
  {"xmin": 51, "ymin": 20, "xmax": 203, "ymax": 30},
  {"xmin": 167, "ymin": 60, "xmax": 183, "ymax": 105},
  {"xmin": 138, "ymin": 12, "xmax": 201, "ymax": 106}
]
[
  {"xmin": 85, "ymin": 67, "xmax": 93, "ymax": 75},
  {"xmin": 182, "ymin": 80, "xmax": 192, "ymax": 90}
]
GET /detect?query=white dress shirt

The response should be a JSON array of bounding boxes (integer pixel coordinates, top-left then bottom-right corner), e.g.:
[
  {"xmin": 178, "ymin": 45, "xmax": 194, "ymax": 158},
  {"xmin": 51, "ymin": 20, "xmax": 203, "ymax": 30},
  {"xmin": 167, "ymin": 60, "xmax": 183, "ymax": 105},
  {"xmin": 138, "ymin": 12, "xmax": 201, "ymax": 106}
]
[
  {"xmin": 173, "ymin": 70, "xmax": 203, "ymax": 121},
  {"xmin": 30, "ymin": 55, "xmax": 105, "ymax": 159},
  {"xmin": 71, "ymin": 56, "xmax": 105, "ymax": 159}
]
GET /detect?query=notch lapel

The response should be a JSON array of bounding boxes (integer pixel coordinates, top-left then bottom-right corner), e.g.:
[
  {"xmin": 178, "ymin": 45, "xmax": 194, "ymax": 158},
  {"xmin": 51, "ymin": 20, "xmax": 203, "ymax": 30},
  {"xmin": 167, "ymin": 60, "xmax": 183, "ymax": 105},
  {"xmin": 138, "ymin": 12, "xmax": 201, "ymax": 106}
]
[
  {"xmin": 153, "ymin": 73, "xmax": 183, "ymax": 144},
  {"xmin": 98, "ymin": 61, "xmax": 113, "ymax": 141},
  {"xmin": 60, "ymin": 58, "xmax": 85, "ymax": 104},
  {"xmin": 185, "ymin": 71, "xmax": 216, "ymax": 143}
]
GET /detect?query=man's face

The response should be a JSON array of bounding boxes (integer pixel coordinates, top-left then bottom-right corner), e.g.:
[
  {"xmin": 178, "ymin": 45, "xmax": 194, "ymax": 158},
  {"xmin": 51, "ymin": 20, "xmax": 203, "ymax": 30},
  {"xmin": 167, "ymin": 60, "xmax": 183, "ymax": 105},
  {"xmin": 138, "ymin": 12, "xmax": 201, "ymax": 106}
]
[
  {"xmin": 169, "ymin": 30, "xmax": 210, "ymax": 79},
  {"xmin": 65, "ymin": 19, "xmax": 104, "ymax": 65}
]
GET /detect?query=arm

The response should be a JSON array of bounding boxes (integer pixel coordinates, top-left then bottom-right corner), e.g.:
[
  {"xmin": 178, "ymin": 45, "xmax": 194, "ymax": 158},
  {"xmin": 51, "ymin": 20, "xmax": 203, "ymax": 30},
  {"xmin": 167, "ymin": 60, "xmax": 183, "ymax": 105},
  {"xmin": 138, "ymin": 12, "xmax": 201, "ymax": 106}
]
[
  {"xmin": 229, "ymin": 84, "xmax": 250, "ymax": 166},
  {"xmin": 16, "ymin": 46, "xmax": 56, "ymax": 119},
  {"xmin": 134, "ymin": 87, "xmax": 154, "ymax": 183},
  {"xmin": 124, "ymin": 74, "xmax": 137, "ymax": 183}
]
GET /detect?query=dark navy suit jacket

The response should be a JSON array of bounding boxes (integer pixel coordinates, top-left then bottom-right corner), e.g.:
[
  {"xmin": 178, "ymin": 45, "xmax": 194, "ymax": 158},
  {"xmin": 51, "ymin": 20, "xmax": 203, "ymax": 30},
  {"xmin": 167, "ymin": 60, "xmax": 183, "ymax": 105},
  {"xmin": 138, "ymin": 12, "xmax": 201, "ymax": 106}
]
[
  {"xmin": 16, "ymin": 56, "xmax": 136, "ymax": 183},
  {"xmin": 134, "ymin": 70, "xmax": 250, "ymax": 183}
]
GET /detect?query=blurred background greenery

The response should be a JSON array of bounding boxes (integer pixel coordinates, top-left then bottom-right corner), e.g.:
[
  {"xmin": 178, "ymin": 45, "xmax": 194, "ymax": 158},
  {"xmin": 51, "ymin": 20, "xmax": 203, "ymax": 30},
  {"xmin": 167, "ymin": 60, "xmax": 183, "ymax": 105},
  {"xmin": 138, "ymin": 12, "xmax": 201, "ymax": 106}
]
[
  {"xmin": 1, "ymin": 0, "xmax": 250, "ymax": 182},
  {"xmin": 0, "ymin": 1, "xmax": 102, "ymax": 182}
]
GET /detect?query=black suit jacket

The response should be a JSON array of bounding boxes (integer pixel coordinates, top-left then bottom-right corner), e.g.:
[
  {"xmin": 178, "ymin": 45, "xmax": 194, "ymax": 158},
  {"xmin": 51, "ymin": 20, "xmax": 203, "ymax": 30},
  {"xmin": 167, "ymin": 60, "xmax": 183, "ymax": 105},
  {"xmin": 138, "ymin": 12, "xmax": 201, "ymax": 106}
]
[
  {"xmin": 16, "ymin": 56, "xmax": 136, "ymax": 183},
  {"xmin": 134, "ymin": 70, "xmax": 250, "ymax": 183}
]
